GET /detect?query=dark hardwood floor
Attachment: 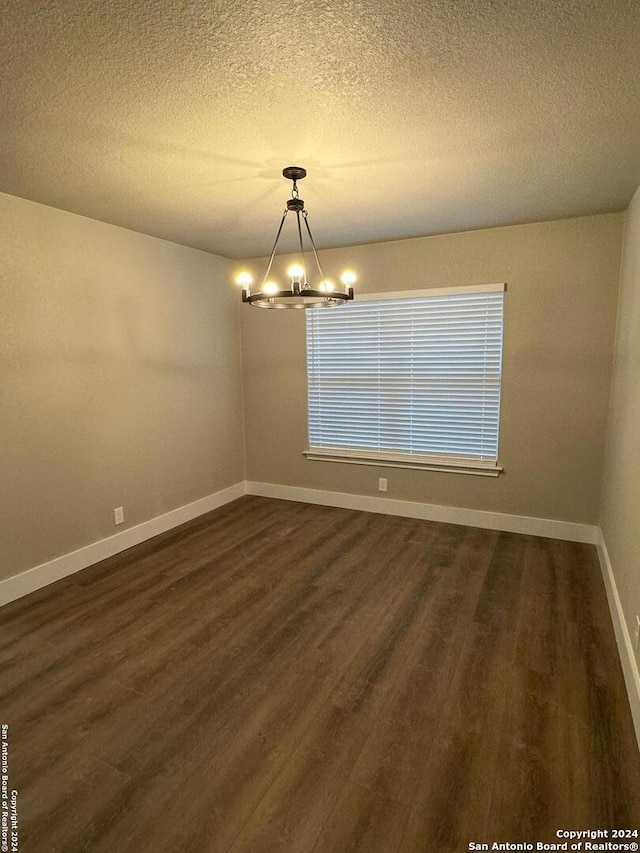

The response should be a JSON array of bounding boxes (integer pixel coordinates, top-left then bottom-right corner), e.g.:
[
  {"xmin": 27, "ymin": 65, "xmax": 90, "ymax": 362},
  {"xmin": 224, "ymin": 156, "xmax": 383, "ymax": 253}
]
[{"xmin": 1, "ymin": 495, "xmax": 638, "ymax": 852}]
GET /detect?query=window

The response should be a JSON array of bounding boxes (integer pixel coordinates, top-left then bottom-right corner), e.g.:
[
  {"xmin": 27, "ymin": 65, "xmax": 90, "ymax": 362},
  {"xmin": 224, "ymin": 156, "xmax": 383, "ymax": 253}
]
[{"xmin": 305, "ymin": 284, "xmax": 505, "ymax": 476}]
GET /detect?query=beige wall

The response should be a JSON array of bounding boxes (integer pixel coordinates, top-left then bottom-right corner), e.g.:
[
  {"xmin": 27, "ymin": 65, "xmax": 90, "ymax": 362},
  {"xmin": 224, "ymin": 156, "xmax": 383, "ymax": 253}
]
[
  {"xmin": 0, "ymin": 192, "xmax": 244, "ymax": 580},
  {"xmin": 240, "ymin": 214, "xmax": 623, "ymax": 524},
  {"xmin": 601, "ymin": 186, "xmax": 640, "ymax": 658}
]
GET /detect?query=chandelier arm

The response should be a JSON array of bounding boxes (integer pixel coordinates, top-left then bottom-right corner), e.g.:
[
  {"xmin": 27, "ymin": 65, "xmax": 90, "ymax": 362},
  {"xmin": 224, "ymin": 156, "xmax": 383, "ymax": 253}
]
[
  {"xmin": 261, "ymin": 209, "xmax": 289, "ymax": 288},
  {"xmin": 294, "ymin": 210, "xmax": 307, "ymax": 289},
  {"xmin": 302, "ymin": 211, "xmax": 327, "ymax": 283}
]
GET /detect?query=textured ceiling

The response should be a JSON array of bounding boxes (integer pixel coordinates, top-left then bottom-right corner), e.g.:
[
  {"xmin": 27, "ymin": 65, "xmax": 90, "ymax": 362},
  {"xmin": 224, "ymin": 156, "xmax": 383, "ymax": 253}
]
[{"xmin": 1, "ymin": 0, "xmax": 639, "ymax": 258}]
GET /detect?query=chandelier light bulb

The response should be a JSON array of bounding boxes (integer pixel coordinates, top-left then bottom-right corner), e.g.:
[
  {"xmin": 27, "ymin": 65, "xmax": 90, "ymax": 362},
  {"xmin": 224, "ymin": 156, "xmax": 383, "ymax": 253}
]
[
  {"xmin": 235, "ymin": 271, "xmax": 253, "ymax": 287},
  {"xmin": 320, "ymin": 280, "xmax": 335, "ymax": 292},
  {"xmin": 340, "ymin": 270, "xmax": 357, "ymax": 286},
  {"xmin": 262, "ymin": 281, "xmax": 279, "ymax": 296},
  {"xmin": 287, "ymin": 264, "xmax": 304, "ymax": 281}
]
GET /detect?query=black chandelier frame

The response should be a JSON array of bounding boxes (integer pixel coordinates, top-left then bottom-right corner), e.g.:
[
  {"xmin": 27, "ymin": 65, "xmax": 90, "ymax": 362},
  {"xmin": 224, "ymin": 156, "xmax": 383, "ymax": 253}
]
[{"xmin": 240, "ymin": 167, "xmax": 355, "ymax": 309}]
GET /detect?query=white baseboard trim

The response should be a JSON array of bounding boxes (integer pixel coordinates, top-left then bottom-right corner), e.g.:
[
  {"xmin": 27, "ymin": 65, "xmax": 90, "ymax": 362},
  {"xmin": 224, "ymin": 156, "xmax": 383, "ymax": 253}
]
[
  {"xmin": 596, "ymin": 530, "xmax": 640, "ymax": 750},
  {"xmin": 245, "ymin": 482, "xmax": 598, "ymax": 544},
  {"xmin": 0, "ymin": 482, "xmax": 247, "ymax": 608}
]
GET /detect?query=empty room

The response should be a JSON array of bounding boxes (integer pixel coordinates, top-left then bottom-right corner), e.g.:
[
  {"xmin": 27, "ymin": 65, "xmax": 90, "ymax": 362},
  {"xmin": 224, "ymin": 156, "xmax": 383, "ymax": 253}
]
[{"xmin": 1, "ymin": 1, "xmax": 639, "ymax": 851}]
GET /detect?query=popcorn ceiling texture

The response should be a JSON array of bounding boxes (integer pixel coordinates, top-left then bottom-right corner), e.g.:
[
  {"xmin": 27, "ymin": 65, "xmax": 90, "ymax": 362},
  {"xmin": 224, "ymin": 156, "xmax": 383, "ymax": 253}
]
[{"xmin": 1, "ymin": 0, "xmax": 639, "ymax": 258}]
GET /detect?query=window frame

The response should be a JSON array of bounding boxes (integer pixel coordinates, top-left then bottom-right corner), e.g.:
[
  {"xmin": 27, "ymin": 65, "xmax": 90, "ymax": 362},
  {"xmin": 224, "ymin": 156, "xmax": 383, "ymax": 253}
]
[{"xmin": 304, "ymin": 283, "xmax": 505, "ymax": 477}]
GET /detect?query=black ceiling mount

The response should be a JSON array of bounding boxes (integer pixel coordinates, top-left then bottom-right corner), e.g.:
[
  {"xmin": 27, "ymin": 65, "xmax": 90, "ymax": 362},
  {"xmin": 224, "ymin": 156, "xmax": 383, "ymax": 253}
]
[{"xmin": 282, "ymin": 166, "xmax": 307, "ymax": 182}]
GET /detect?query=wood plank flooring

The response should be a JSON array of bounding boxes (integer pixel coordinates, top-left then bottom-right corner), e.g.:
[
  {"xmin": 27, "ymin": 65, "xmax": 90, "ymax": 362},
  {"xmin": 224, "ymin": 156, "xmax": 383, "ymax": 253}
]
[{"xmin": 1, "ymin": 495, "xmax": 639, "ymax": 852}]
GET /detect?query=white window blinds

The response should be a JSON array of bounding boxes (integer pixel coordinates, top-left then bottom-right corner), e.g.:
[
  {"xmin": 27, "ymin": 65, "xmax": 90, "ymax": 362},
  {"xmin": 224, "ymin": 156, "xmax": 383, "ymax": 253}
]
[{"xmin": 305, "ymin": 284, "xmax": 505, "ymax": 475}]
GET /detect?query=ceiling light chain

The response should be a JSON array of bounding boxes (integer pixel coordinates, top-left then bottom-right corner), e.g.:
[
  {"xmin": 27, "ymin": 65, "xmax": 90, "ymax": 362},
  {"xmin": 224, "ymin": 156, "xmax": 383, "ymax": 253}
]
[{"xmin": 234, "ymin": 166, "xmax": 357, "ymax": 309}]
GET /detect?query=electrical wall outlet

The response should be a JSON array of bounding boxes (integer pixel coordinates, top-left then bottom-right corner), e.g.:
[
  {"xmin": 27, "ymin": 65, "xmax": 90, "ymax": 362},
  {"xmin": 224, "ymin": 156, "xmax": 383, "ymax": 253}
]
[
  {"xmin": 635, "ymin": 615, "xmax": 640, "ymax": 654},
  {"xmin": 378, "ymin": 477, "xmax": 388, "ymax": 493},
  {"xmin": 114, "ymin": 506, "xmax": 125, "ymax": 525}
]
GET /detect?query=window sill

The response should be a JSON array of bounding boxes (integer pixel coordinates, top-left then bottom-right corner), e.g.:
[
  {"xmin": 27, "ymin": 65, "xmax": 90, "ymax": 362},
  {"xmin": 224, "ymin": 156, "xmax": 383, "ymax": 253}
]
[{"xmin": 304, "ymin": 448, "xmax": 503, "ymax": 477}]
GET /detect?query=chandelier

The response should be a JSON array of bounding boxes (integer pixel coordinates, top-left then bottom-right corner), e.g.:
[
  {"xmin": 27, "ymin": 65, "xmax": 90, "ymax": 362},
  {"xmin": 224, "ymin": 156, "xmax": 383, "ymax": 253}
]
[{"xmin": 235, "ymin": 166, "xmax": 357, "ymax": 309}]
